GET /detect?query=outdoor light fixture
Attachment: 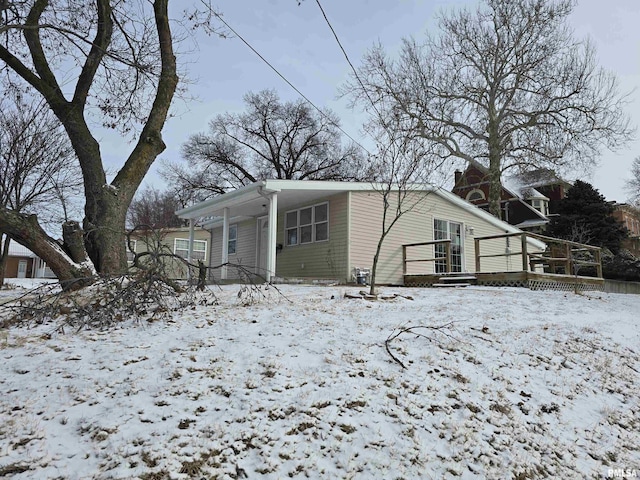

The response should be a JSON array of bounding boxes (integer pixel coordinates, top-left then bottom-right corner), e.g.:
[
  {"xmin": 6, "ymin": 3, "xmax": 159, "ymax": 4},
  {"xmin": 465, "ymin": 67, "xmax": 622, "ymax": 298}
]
[{"xmin": 465, "ymin": 225, "xmax": 475, "ymax": 236}]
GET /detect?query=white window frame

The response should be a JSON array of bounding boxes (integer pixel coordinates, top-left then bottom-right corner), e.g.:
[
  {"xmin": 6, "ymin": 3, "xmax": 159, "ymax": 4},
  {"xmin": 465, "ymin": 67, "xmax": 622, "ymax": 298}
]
[
  {"xmin": 531, "ymin": 198, "xmax": 549, "ymax": 216},
  {"xmin": 126, "ymin": 239, "xmax": 137, "ymax": 263},
  {"xmin": 433, "ymin": 218, "xmax": 464, "ymax": 273},
  {"xmin": 284, "ymin": 202, "xmax": 329, "ymax": 247},
  {"xmin": 228, "ymin": 224, "xmax": 238, "ymax": 255},
  {"xmin": 174, "ymin": 238, "xmax": 207, "ymax": 261},
  {"xmin": 466, "ymin": 189, "xmax": 486, "ymax": 202}
]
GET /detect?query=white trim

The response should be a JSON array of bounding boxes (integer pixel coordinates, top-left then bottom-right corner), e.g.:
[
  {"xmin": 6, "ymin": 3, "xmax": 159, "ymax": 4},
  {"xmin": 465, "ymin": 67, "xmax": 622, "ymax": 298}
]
[
  {"xmin": 465, "ymin": 188, "xmax": 486, "ymax": 202},
  {"xmin": 266, "ymin": 192, "xmax": 278, "ymax": 282},
  {"xmin": 255, "ymin": 215, "xmax": 268, "ymax": 276},
  {"xmin": 227, "ymin": 224, "xmax": 238, "ymax": 255},
  {"xmin": 284, "ymin": 201, "xmax": 329, "ymax": 247},
  {"xmin": 221, "ymin": 207, "xmax": 229, "ymax": 280},
  {"xmin": 346, "ymin": 191, "xmax": 352, "ymax": 280},
  {"xmin": 174, "ymin": 237, "xmax": 207, "ymax": 261}
]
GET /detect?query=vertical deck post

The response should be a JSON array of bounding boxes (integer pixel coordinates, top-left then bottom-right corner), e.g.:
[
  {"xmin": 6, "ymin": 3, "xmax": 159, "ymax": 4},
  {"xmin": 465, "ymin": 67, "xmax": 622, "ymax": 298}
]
[
  {"xmin": 445, "ymin": 241, "xmax": 451, "ymax": 273},
  {"xmin": 565, "ymin": 243, "xmax": 572, "ymax": 276},
  {"xmin": 595, "ymin": 249, "xmax": 602, "ymax": 278},
  {"xmin": 521, "ymin": 233, "xmax": 528, "ymax": 272},
  {"xmin": 475, "ymin": 238, "xmax": 481, "ymax": 272},
  {"xmin": 402, "ymin": 245, "xmax": 407, "ymax": 275}
]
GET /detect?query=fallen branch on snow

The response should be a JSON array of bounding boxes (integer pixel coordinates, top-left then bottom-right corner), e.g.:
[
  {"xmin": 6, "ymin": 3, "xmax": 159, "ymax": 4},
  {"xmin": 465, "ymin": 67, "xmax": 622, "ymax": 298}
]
[{"xmin": 385, "ymin": 322, "xmax": 457, "ymax": 369}]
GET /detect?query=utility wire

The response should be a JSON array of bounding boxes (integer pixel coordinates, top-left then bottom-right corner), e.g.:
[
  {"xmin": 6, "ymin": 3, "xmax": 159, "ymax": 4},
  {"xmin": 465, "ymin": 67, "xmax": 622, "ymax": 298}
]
[
  {"xmin": 211, "ymin": 10, "xmax": 373, "ymax": 156},
  {"xmin": 314, "ymin": 0, "xmax": 385, "ymax": 125}
]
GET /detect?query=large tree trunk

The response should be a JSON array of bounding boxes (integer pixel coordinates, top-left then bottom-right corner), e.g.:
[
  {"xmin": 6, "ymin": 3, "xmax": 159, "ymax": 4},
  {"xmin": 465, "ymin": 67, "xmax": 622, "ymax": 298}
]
[
  {"xmin": 487, "ymin": 111, "xmax": 503, "ymax": 219},
  {"xmin": 0, "ymin": 0, "xmax": 178, "ymax": 281},
  {"xmin": 0, "ymin": 207, "xmax": 94, "ymax": 290}
]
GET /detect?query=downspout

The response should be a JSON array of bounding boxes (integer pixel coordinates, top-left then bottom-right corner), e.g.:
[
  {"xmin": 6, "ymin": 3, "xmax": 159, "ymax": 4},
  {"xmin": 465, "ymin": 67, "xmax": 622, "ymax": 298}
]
[{"xmin": 221, "ymin": 207, "xmax": 229, "ymax": 280}]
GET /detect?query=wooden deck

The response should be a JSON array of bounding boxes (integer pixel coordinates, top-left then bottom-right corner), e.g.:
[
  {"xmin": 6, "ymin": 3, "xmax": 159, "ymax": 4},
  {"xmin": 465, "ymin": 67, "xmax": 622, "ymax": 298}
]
[{"xmin": 403, "ymin": 232, "xmax": 605, "ymax": 292}]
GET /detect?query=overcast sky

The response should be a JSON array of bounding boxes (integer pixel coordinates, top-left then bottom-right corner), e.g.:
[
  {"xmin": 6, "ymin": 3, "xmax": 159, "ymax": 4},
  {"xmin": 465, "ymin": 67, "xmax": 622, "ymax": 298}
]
[{"xmin": 104, "ymin": 0, "xmax": 640, "ymax": 203}]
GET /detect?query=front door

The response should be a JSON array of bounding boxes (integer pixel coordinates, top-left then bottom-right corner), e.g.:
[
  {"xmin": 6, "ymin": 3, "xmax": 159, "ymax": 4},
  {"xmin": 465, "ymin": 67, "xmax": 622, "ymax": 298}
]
[
  {"xmin": 257, "ymin": 217, "xmax": 269, "ymax": 276},
  {"xmin": 17, "ymin": 260, "xmax": 28, "ymax": 279},
  {"xmin": 434, "ymin": 220, "xmax": 463, "ymax": 273}
]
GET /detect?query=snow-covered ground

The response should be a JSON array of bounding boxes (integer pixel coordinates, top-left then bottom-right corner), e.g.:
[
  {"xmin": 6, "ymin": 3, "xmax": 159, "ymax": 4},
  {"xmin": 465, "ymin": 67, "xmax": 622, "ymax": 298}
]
[{"xmin": 1, "ymin": 282, "xmax": 639, "ymax": 479}]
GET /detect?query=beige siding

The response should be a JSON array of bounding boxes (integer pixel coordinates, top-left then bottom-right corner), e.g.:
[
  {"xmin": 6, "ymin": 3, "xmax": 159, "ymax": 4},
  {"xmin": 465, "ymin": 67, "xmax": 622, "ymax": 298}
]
[
  {"xmin": 275, "ymin": 193, "xmax": 349, "ymax": 281},
  {"xmin": 350, "ymin": 191, "xmax": 432, "ymax": 285},
  {"xmin": 349, "ymin": 191, "xmax": 543, "ymax": 285},
  {"xmin": 209, "ymin": 219, "xmax": 257, "ymax": 281},
  {"xmin": 131, "ymin": 228, "xmax": 211, "ymax": 280}
]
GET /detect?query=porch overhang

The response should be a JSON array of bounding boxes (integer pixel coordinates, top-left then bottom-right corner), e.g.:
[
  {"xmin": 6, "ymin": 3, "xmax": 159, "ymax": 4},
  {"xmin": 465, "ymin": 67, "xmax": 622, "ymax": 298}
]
[
  {"xmin": 175, "ymin": 180, "xmax": 401, "ymax": 282},
  {"xmin": 175, "ymin": 180, "xmax": 417, "ymax": 221}
]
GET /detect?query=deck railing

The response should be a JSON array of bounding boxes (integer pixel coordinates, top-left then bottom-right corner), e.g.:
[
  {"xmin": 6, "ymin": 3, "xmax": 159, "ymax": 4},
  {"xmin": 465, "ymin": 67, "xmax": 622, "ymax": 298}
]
[
  {"xmin": 402, "ymin": 239, "xmax": 452, "ymax": 275},
  {"xmin": 474, "ymin": 232, "xmax": 602, "ymax": 278},
  {"xmin": 403, "ymin": 232, "xmax": 603, "ymax": 278}
]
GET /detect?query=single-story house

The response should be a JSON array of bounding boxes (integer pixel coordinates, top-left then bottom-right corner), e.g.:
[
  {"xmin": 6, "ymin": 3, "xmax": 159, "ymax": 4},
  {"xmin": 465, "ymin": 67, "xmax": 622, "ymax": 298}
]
[
  {"xmin": 1, "ymin": 236, "xmax": 55, "ymax": 279},
  {"xmin": 127, "ymin": 226, "xmax": 211, "ymax": 279},
  {"xmin": 175, "ymin": 180, "xmax": 545, "ymax": 285}
]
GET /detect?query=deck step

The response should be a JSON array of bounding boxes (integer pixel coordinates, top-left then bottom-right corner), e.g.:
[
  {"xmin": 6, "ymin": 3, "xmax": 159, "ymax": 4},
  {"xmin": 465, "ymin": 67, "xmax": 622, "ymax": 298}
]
[
  {"xmin": 432, "ymin": 282, "xmax": 471, "ymax": 288},
  {"xmin": 438, "ymin": 275, "xmax": 477, "ymax": 282}
]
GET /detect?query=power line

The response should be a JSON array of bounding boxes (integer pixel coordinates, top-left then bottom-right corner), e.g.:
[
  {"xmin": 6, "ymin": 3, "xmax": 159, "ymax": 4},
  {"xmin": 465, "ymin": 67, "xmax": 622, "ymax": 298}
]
[
  {"xmin": 211, "ymin": 10, "xmax": 373, "ymax": 157},
  {"xmin": 314, "ymin": 0, "xmax": 384, "ymax": 124}
]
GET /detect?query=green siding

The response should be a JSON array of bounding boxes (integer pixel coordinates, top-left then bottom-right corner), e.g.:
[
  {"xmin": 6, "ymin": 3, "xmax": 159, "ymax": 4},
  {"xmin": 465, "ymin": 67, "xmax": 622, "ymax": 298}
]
[
  {"xmin": 210, "ymin": 219, "xmax": 256, "ymax": 281},
  {"xmin": 275, "ymin": 193, "xmax": 349, "ymax": 281},
  {"xmin": 131, "ymin": 228, "xmax": 211, "ymax": 280}
]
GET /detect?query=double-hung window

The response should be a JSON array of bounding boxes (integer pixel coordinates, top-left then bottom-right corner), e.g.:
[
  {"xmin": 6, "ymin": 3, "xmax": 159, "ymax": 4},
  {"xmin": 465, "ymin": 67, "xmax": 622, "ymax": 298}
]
[
  {"xmin": 228, "ymin": 224, "xmax": 238, "ymax": 255},
  {"xmin": 285, "ymin": 202, "xmax": 329, "ymax": 246},
  {"xmin": 174, "ymin": 238, "xmax": 207, "ymax": 261}
]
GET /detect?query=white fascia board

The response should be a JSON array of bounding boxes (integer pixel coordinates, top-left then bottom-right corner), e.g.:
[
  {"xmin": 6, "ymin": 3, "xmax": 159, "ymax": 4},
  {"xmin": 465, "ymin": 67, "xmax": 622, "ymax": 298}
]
[
  {"xmin": 176, "ymin": 181, "xmax": 272, "ymax": 219},
  {"xmin": 177, "ymin": 179, "xmax": 434, "ymax": 219},
  {"xmin": 263, "ymin": 179, "xmax": 432, "ymax": 193}
]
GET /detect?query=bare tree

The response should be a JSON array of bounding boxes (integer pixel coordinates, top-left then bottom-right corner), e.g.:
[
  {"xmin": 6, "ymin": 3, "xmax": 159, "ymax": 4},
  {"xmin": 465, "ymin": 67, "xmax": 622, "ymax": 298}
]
[
  {"xmin": 344, "ymin": 0, "xmax": 634, "ymax": 218},
  {"xmin": 127, "ymin": 186, "xmax": 186, "ymax": 229},
  {"xmin": 164, "ymin": 89, "xmax": 373, "ymax": 202},
  {"xmin": 0, "ymin": 0, "xmax": 180, "ymax": 289},
  {"xmin": 626, "ymin": 156, "xmax": 640, "ymax": 207},
  {"xmin": 366, "ymin": 117, "xmax": 446, "ymax": 296},
  {"xmin": 0, "ymin": 93, "xmax": 82, "ymax": 287}
]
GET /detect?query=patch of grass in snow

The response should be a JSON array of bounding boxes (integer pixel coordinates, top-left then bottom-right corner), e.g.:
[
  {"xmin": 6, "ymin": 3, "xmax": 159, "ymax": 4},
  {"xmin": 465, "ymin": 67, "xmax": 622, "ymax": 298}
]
[{"xmin": 0, "ymin": 463, "xmax": 31, "ymax": 477}]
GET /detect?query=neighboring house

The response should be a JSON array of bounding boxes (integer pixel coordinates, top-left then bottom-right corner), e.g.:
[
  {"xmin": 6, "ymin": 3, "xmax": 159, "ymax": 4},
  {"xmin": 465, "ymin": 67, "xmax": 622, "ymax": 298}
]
[
  {"xmin": 451, "ymin": 161, "xmax": 572, "ymax": 232},
  {"xmin": 127, "ymin": 226, "xmax": 211, "ymax": 279},
  {"xmin": 1, "ymin": 236, "xmax": 55, "ymax": 279},
  {"xmin": 612, "ymin": 203, "xmax": 640, "ymax": 257},
  {"xmin": 176, "ymin": 180, "xmax": 545, "ymax": 285}
]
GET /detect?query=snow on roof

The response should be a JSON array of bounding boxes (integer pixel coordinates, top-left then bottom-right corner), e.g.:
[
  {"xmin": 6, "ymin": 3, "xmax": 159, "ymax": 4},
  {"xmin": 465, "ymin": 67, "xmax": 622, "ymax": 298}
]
[
  {"xmin": 502, "ymin": 175, "xmax": 548, "ymax": 201},
  {"xmin": 4, "ymin": 241, "xmax": 38, "ymax": 258}
]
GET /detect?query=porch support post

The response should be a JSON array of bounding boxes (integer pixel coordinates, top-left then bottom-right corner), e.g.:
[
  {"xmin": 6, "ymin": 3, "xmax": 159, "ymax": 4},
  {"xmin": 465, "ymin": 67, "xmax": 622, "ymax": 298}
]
[
  {"xmin": 187, "ymin": 219, "xmax": 195, "ymax": 281},
  {"xmin": 221, "ymin": 207, "xmax": 229, "ymax": 280},
  {"xmin": 266, "ymin": 193, "xmax": 278, "ymax": 283}
]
